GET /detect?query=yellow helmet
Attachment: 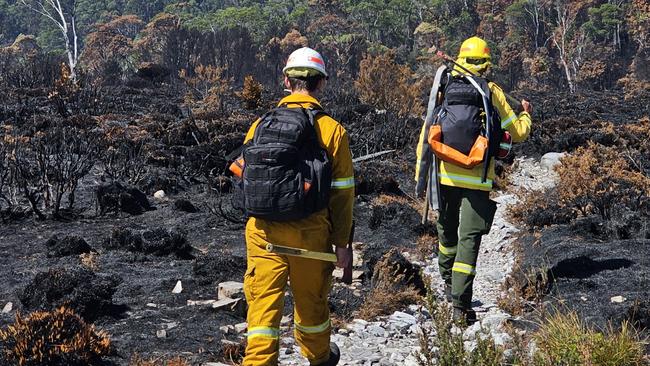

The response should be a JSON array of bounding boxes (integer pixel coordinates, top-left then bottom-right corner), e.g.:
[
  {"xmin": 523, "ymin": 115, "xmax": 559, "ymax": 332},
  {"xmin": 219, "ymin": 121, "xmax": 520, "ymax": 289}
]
[
  {"xmin": 458, "ymin": 36, "xmax": 491, "ymax": 59},
  {"xmin": 456, "ymin": 36, "xmax": 491, "ymax": 75}
]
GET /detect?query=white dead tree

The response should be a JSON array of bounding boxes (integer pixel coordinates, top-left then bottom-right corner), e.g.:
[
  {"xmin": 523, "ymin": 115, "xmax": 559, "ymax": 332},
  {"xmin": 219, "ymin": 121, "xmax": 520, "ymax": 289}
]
[
  {"xmin": 551, "ymin": 0, "xmax": 578, "ymax": 93},
  {"xmin": 19, "ymin": 0, "xmax": 79, "ymax": 82}
]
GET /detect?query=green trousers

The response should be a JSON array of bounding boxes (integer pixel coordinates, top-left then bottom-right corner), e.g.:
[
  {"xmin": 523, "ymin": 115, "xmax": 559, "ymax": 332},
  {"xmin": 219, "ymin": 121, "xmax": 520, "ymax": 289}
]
[{"xmin": 436, "ymin": 185, "xmax": 497, "ymax": 310}]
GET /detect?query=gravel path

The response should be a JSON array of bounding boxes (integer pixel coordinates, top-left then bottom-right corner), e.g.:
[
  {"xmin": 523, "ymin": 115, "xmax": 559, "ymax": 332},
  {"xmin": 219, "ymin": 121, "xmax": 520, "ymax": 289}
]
[{"xmin": 274, "ymin": 156, "xmax": 559, "ymax": 366}]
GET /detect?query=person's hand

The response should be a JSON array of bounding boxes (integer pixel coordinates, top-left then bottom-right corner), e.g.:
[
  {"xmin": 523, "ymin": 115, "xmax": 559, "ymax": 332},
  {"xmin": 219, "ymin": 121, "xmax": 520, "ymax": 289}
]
[
  {"xmin": 335, "ymin": 246, "xmax": 351, "ymax": 269},
  {"xmin": 521, "ymin": 99, "xmax": 533, "ymax": 114}
]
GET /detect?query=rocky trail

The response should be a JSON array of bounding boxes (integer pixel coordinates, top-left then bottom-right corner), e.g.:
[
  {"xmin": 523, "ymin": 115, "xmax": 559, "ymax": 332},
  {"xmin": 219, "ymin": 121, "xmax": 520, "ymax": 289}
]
[{"xmin": 273, "ymin": 155, "xmax": 559, "ymax": 366}]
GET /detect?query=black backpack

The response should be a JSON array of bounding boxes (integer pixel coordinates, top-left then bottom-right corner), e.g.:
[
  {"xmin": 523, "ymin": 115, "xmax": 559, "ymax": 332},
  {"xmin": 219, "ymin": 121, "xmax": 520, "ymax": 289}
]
[
  {"xmin": 436, "ymin": 73, "xmax": 502, "ymax": 180},
  {"xmin": 232, "ymin": 106, "xmax": 332, "ymax": 222}
]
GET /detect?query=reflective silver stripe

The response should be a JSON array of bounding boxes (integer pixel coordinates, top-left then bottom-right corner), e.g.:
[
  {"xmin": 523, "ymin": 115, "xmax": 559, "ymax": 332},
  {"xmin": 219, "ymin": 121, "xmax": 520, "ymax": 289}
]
[
  {"xmin": 247, "ymin": 326, "xmax": 279, "ymax": 339},
  {"xmin": 331, "ymin": 177, "xmax": 355, "ymax": 189},
  {"xmin": 439, "ymin": 173, "xmax": 493, "ymax": 189},
  {"xmin": 295, "ymin": 319, "xmax": 330, "ymax": 334},
  {"xmin": 438, "ymin": 243, "xmax": 457, "ymax": 256},
  {"xmin": 499, "ymin": 143, "xmax": 512, "ymax": 149},
  {"xmin": 452, "ymin": 262, "xmax": 476, "ymax": 276},
  {"xmin": 501, "ymin": 114, "xmax": 516, "ymax": 128}
]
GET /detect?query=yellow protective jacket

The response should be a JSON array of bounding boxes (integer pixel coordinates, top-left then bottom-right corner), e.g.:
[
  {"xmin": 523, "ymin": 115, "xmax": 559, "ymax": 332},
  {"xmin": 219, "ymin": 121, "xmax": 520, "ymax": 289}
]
[
  {"xmin": 415, "ymin": 79, "xmax": 532, "ymax": 191},
  {"xmin": 243, "ymin": 94, "xmax": 355, "ymax": 248}
]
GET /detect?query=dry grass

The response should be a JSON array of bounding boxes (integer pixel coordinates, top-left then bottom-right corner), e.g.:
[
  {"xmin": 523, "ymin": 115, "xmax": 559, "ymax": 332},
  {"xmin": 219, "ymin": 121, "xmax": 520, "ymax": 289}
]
[
  {"xmin": 221, "ymin": 339, "xmax": 245, "ymax": 365},
  {"xmin": 0, "ymin": 306, "xmax": 111, "ymax": 365},
  {"xmin": 532, "ymin": 310, "xmax": 647, "ymax": 366},
  {"xmin": 80, "ymin": 252, "xmax": 99, "ymax": 271},
  {"xmin": 129, "ymin": 355, "xmax": 190, "ymax": 366},
  {"xmin": 415, "ymin": 233, "xmax": 437, "ymax": 261},
  {"xmin": 416, "ymin": 279, "xmax": 505, "ymax": 366},
  {"xmin": 355, "ymin": 285, "xmax": 421, "ymax": 320}
]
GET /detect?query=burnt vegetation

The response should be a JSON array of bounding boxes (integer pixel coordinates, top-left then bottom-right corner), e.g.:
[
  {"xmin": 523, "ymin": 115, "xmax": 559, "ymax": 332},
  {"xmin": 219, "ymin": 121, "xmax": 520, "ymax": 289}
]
[{"xmin": 0, "ymin": 0, "xmax": 648, "ymax": 364}]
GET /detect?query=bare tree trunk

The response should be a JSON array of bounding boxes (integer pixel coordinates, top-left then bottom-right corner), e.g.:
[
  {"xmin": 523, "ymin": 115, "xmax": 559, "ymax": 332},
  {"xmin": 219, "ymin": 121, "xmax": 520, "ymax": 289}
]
[
  {"xmin": 19, "ymin": 0, "xmax": 79, "ymax": 82},
  {"xmin": 552, "ymin": 1, "xmax": 577, "ymax": 93}
]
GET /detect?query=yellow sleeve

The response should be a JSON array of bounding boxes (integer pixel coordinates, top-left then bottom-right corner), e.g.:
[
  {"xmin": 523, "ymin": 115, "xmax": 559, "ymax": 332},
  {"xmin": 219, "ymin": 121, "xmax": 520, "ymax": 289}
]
[
  {"xmin": 489, "ymin": 82, "xmax": 532, "ymax": 143},
  {"xmin": 327, "ymin": 125, "xmax": 354, "ymax": 247},
  {"xmin": 243, "ymin": 118, "xmax": 261, "ymax": 143}
]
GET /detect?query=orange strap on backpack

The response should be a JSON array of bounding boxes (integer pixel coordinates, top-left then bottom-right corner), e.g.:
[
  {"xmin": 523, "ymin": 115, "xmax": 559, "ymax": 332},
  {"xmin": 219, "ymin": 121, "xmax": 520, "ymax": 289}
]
[
  {"xmin": 229, "ymin": 158, "xmax": 245, "ymax": 178},
  {"xmin": 427, "ymin": 125, "xmax": 488, "ymax": 168}
]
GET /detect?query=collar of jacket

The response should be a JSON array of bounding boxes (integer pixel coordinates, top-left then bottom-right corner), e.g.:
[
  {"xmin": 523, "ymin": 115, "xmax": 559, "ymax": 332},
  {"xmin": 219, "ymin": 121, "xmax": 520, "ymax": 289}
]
[{"xmin": 277, "ymin": 94, "xmax": 323, "ymax": 109}]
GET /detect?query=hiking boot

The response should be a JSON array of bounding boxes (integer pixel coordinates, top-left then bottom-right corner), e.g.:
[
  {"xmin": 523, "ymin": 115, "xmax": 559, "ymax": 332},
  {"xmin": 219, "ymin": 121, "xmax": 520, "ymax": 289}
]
[
  {"xmin": 444, "ymin": 284, "xmax": 452, "ymax": 303},
  {"xmin": 452, "ymin": 307, "xmax": 477, "ymax": 325},
  {"xmin": 311, "ymin": 343, "xmax": 340, "ymax": 366}
]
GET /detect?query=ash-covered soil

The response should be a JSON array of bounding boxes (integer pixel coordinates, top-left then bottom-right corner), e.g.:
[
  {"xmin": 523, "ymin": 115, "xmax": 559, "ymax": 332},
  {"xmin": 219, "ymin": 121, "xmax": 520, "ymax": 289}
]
[
  {"xmin": 0, "ymin": 186, "xmax": 248, "ymax": 364},
  {"xmin": 1, "ymin": 84, "xmax": 649, "ymax": 364}
]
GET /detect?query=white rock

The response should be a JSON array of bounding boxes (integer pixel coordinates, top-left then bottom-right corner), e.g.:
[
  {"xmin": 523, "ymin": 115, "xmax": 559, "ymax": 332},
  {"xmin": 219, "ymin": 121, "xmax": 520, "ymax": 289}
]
[
  {"xmin": 171, "ymin": 280, "xmax": 183, "ymax": 294},
  {"xmin": 218, "ymin": 281, "xmax": 244, "ymax": 299},
  {"xmin": 540, "ymin": 152, "xmax": 566, "ymax": 171},
  {"xmin": 366, "ymin": 325, "xmax": 385, "ymax": 337},
  {"xmin": 219, "ymin": 325, "xmax": 234, "ymax": 334},
  {"xmin": 153, "ymin": 190, "xmax": 166, "ymax": 200},
  {"xmin": 492, "ymin": 332, "xmax": 513, "ymax": 347},
  {"xmin": 203, "ymin": 363, "xmax": 231, "ymax": 366},
  {"xmin": 187, "ymin": 299, "xmax": 217, "ymax": 306},
  {"xmin": 481, "ymin": 313, "xmax": 510, "ymax": 331},
  {"xmin": 146, "ymin": 303, "xmax": 157, "ymax": 308},
  {"xmin": 156, "ymin": 329, "xmax": 167, "ymax": 338},
  {"xmin": 611, "ymin": 295, "xmax": 626, "ymax": 303},
  {"xmin": 389, "ymin": 311, "xmax": 416, "ymax": 325},
  {"xmin": 353, "ymin": 318, "xmax": 369, "ymax": 327},
  {"xmin": 235, "ymin": 322, "xmax": 247, "ymax": 333},
  {"xmin": 281, "ymin": 315, "xmax": 291, "ymax": 325},
  {"xmin": 212, "ymin": 297, "xmax": 245, "ymax": 316},
  {"xmin": 2, "ymin": 302, "xmax": 12, "ymax": 313}
]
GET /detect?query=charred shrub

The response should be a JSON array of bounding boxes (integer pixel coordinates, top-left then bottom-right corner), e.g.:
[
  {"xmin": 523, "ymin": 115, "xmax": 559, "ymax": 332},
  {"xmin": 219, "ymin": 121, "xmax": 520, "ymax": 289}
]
[
  {"xmin": 509, "ymin": 188, "xmax": 574, "ymax": 229},
  {"xmin": 357, "ymin": 248, "xmax": 424, "ymax": 319},
  {"xmin": 19, "ymin": 267, "xmax": 121, "ymax": 321},
  {"xmin": 193, "ymin": 252, "xmax": 246, "ymax": 286},
  {"xmin": 238, "ymin": 75, "xmax": 263, "ymax": 110},
  {"xmin": 141, "ymin": 228, "xmax": 192, "ymax": 258},
  {"xmin": 355, "ymin": 51, "xmax": 424, "ymax": 118},
  {"xmin": 95, "ymin": 182, "xmax": 153, "ymax": 216},
  {"xmin": 368, "ymin": 195, "xmax": 419, "ymax": 231},
  {"xmin": 0, "ymin": 306, "xmax": 111, "ymax": 366},
  {"xmin": 103, "ymin": 228, "xmax": 143, "ymax": 252},
  {"xmin": 129, "ymin": 355, "xmax": 190, "ymax": 366},
  {"xmin": 174, "ymin": 199, "xmax": 198, "ymax": 213},
  {"xmin": 97, "ymin": 123, "xmax": 152, "ymax": 185},
  {"xmin": 355, "ymin": 164, "xmax": 401, "ymax": 196},
  {"xmin": 45, "ymin": 235, "xmax": 93, "ymax": 258},
  {"xmin": 556, "ymin": 143, "xmax": 650, "ymax": 221},
  {"xmin": 4, "ymin": 123, "xmax": 102, "ymax": 219},
  {"xmin": 103, "ymin": 227, "xmax": 192, "ymax": 259},
  {"xmin": 511, "ymin": 142, "xmax": 650, "ymax": 239}
]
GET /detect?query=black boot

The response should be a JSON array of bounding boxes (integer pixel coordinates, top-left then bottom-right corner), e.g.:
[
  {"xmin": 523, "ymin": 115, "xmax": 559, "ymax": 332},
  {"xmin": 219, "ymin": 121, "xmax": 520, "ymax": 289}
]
[
  {"xmin": 452, "ymin": 307, "xmax": 477, "ymax": 325},
  {"xmin": 311, "ymin": 343, "xmax": 340, "ymax": 366},
  {"xmin": 444, "ymin": 284, "xmax": 452, "ymax": 303}
]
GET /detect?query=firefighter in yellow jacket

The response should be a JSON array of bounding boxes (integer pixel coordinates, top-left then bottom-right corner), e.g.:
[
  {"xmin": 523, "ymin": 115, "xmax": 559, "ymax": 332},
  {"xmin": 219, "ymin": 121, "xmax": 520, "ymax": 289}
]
[
  {"xmin": 242, "ymin": 47, "xmax": 354, "ymax": 365},
  {"xmin": 415, "ymin": 36, "xmax": 532, "ymax": 323}
]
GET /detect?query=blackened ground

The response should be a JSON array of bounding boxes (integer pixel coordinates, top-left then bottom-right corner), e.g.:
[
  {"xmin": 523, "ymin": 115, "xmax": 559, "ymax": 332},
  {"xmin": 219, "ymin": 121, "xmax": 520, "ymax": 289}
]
[
  {"xmin": 0, "ymin": 181, "xmax": 249, "ymax": 364},
  {"xmin": 510, "ymin": 226, "xmax": 650, "ymax": 333}
]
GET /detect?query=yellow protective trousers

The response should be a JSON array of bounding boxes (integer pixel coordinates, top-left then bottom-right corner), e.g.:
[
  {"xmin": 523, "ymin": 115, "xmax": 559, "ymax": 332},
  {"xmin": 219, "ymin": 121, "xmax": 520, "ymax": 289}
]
[{"xmin": 243, "ymin": 219, "xmax": 334, "ymax": 366}]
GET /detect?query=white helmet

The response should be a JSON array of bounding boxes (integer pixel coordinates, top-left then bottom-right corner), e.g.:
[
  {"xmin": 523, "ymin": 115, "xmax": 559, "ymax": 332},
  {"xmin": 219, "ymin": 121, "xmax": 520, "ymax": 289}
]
[{"xmin": 282, "ymin": 47, "xmax": 328, "ymax": 78}]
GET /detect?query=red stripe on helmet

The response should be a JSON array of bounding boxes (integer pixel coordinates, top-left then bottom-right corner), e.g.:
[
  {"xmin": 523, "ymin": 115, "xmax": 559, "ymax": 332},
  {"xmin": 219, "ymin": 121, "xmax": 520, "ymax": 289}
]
[{"xmin": 308, "ymin": 56, "xmax": 324, "ymax": 66}]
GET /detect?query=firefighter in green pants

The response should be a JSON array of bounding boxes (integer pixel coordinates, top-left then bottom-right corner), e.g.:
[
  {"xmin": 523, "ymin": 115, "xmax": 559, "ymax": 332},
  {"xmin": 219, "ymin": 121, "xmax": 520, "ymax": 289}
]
[
  {"xmin": 415, "ymin": 36, "xmax": 532, "ymax": 323},
  {"xmin": 437, "ymin": 186, "xmax": 496, "ymax": 321}
]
